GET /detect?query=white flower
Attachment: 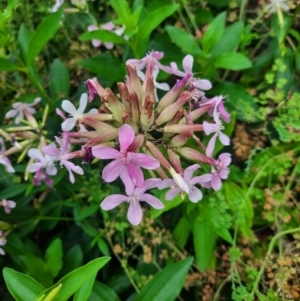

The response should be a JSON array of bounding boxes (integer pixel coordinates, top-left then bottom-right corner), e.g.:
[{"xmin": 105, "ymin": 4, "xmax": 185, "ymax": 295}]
[
  {"xmin": 265, "ymin": 0, "xmax": 290, "ymax": 13},
  {"xmin": 5, "ymin": 98, "xmax": 40, "ymax": 124},
  {"xmin": 51, "ymin": 0, "xmax": 64, "ymax": 12},
  {"xmin": 28, "ymin": 148, "xmax": 57, "ymax": 176},
  {"xmin": 61, "ymin": 93, "xmax": 97, "ymax": 131}
]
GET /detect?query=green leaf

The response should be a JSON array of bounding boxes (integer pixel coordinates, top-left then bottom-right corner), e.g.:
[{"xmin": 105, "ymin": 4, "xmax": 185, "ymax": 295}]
[
  {"xmin": 211, "ymin": 21, "xmax": 244, "ymax": 57},
  {"xmin": 61, "ymin": 244, "xmax": 83, "ymax": 276},
  {"xmin": 109, "ymin": 0, "xmax": 131, "ymax": 26},
  {"xmin": 165, "ymin": 25, "xmax": 205, "ymax": 57},
  {"xmin": 3, "ymin": 268, "xmax": 45, "ymax": 301},
  {"xmin": 0, "ymin": 183, "xmax": 28, "ymax": 199},
  {"xmin": 213, "ymin": 52, "xmax": 252, "ymax": 70},
  {"xmin": 73, "ymin": 276, "xmax": 96, "ymax": 301},
  {"xmin": 38, "ymin": 257, "xmax": 111, "ymax": 301},
  {"xmin": 172, "ymin": 216, "xmax": 190, "ymax": 249},
  {"xmin": 0, "ymin": 58, "xmax": 21, "ymax": 71},
  {"xmin": 77, "ymin": 54, "xmax": 126, "ymax": 82},
  {"xmin": 134, "ymin": 257, "xmax": 193, "ymax": 301},
  {"xmin": 193, "ymin": 211, "xmax": 216, "ymax": 272},
  {"xmin": 0, "ymin": 36, "xmax": 10, "ymax": 47},
  {"xmin": 97, "ymin": 238, "xmax": 110, "ymax": 256},
  {"xmin": 201, "ymin": 12, "xmax": 226, "ymax": 53},
  {"xmin": 215, "ymin": 226, "xmax": 233, "ymax": 244},
  {"xmin": 27, "ymin": 9, "xmax": 63, "ymax": 64},
  {"xmin": 88, "ymin": 281, "xmax": 121, "ymax": 301},
  {"xmin": 1, "ymin": 0, "xmax": 20, "ymax": 22},
  {"xmin": 45, "ymin": 238, "xmax": 63, "ymax": 278},
  {"xmin": 18, "ymin": 24, "xmax": 31, "ymax": 60},
  {"xmin": 79, "ymin": 30, "xmax": 128, "ymax": 44},
  {"xmin": 49, "ymin": 59, "xmax": 70, "ymax": 101},
  {"xmin": 138, "ymin": 4, "xmax": 179, "ymax": 40}
]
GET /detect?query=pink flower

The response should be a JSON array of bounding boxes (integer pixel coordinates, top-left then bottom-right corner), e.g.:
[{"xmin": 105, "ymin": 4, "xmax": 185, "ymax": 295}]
[
  {"xmin": 87, "ymin": 22, "xmax": 125, "ymax": 49},
  {"xmin": 201, "ymin": 153, "xmax": 231, "ymax": 191},
  {"xmin": 0, "ymin": 199, "xmax": 16, "ymax": 214},
  {"xmin": 43, "ymin": 136, "xmax": 84, "ymax": 183},
  {"xmin": 60, "ymin": 93, "xmax": 98, "ymax": 131},
  {"xmin": 101, "ymin": 178, "xmax": 164, "ymax": 225},
  {"xmin": 0, "ymin": 138, "xmax": 15, "ymax": 173},
  {"xmin": 92, "ymin": 124, "xmax": 160, "ymax": 187},
  {"xmin": 203, "ymin": 98, "xmax": 230, "ymax": 157},
  {"xmin": 0, "ymin": 231, "xmax": 6, "ymax": 255},
  {"xmin": 170, "ymin": 55, "xmax": 212, "ymax": 91},
  {"xmin": 126, "ymin": 51, "xmax": 172, "ymax": 74},
  {"xmin": 28, "ymin": 148, "xmax": 57, "ymax": 186},
  {"xmin": 5, "ymin": 97, "xmax": 40, "ymax": 124},
  {"xmin": 159, "ymin": 164, "xmax": 211, "ymax": 203}
]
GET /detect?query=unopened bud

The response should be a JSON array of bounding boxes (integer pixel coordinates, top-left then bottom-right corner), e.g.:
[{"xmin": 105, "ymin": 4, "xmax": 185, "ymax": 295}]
[
  {"xmin": 170, "ymin": 131, "xmax": 192, "ymax": 147},
  {"xmin": 86, "ymin": 128, "xmax": 118, "ymax": 146},
  {"xmin": 146, "ymin": 141, "xmax": 171, "ymax": 170},
  {"xmin": 164, "ymin": 124, "xmax": 203, "ymax": 134},
  {"xmin": 179, "ymin": 104, "xmax": 214, "ymax": 124},
  {"xmin": 102, "ymin": 89, "xmax": 124, "ymax": 123},
  {"xmin": 140, "ymin": 95, "xmax": 155, "ymax": 131},
  {"xmin": 86, "ymin": 78, "xmax": 105, "ymax": 101},
  {"xmin": 126, "ymin": 64, "xmax": 144, "ymax": 104},
  {"xmin": 128, "ymin": 134, "xmax": 144, "ymax": 152},
  {"xmin": 23, "ymin": 108, "xmax": 38, "ymax": 129},
  {"xmin": 168, "ymin": 149, "xmax": 183, "ymax": 174},
  {"xmin": 177, "ymin": 147, "xmax": 215, "ymax": 165}
]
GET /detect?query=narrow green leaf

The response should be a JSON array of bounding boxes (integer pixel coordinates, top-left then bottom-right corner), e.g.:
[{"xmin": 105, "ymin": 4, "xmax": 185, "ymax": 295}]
[
  {"xmin": 0, "ymin": 58, "xmax": 20, "ymax": 71},
  {"xmin": 38, "ymin": 257, "xmax": 111, "ymax": 301},
  {"xmin": 3, "ymin": 268, "xmax": 45, "ymax": 301},
  {"xmin": 18, "ymin": 24, "xmax": 31, "ymax": 60},
  {"xmin": 0, "ymin": 36, "xmax": 10, "ymax": 47},
  {"xmin": 165, "ymin": 25, "xmax": 205, "ymax": 57},
  {"xmin": 77, "ymin": 54, "xmax": 126, "ymax": 82},
  {"xmin": 134, "ymin": 257, "xmax": 193, "ymax": 301},
  {"xmin": 0, "ymin": 183, "xmax": 28, "ymax": 199},
  {"xmin": 79, "ymin": 30, "xmax": 128, "ymax": 44},
  {"xmin": 138, "ymin": 4, "xmax": 179, "ymax": 39},
  {"xmin": 172, "ymin": 216, "xmax": 190, "ymax": 248},
  {"xmin": 73, "ymin": 276, "xmax": 96, "ymax": 301},
  {"xmin": 27, "ymin": 9, "xmax": 63, "ymax": 64},
  {"xmin": 109, "ymin": 0, "xmax": 131, "ymax": 25},
  {"xmin": 193, "ymin": 213, "xmax": 216, "ymax": 272},
  {"xmin": 61, "ymin": 244, "xmax": 83, "ymax": 276},
  {"xmin": 201, "ymin": 12, "xmax": 226, "ymax": 53},
  {"xmin": 45, "ymin": 238, "xmax": 63, "ymax": 278},
  {"xmin": 50, "ymin": 59, "xmax": 70, "ymax": 100},
  {"xmin": 213, "ymin": 53, "xmax": 252, "ymax": 70}
]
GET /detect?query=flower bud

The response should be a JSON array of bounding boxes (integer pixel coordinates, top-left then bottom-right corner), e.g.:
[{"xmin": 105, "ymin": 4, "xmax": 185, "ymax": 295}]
[
  {"xmin": 126, "ymin": 64, "xmax": 144, "ymax": 104},
  {"xmin": 86, "ymin": 128, "xmax": 119, "ymax": 146},
  {"xmin": 23, "ymin": 108, "xmax": 39, "ymax": 129},
  {"xmin": 177, "ymin": 147, "xmax": 215, "ymax": 165},
  {"xmin": 117, "ymin": 82, "xmax": 130, "ymax": 109},
  {"xmin": 146, "ymin": 141, "xmax": 171, "ymax": 170},
  {"xmin": 140, "ymin": 95, "xmax": 155, "ymax": 131},
  {"xmin": 164, "ymin": 124, "xmax": 203, "ymax": 134},
  {"xmin": 168, "ymin": 149, "xmax": 183, "ymax": 174},
  {"xmin": 128, "ymin": 134, "xmax": 144, "ymax": 152},
  {"xmin": 102, "ymin": 89, "xmax": 124, "ymax": 123},
  {"xmin": 179, "ymin": 104, "xmax": 214, "ymax": 124},
  {"xmin": 170, "ymin": 131, "xmax": 192, "ymax": 147},
  {"xmin": 86, "ymin": 78, "xmax": 105, "ymax": 101}
]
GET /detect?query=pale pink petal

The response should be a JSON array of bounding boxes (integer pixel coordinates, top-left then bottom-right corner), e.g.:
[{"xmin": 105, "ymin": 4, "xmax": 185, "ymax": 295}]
[
  {"xmin": 165, "ymin": 187, "xmax": 181, "ymax": 200},
  {"xmin": 7, "ymin": 201, "xmax": 16, "ymax": 209},
  {"xmin": 61, "ymin": 118, "xmax": 76, "ymax": 131},
  {"xmin": 43, "ymin": 143, "xmax": 60, "ymax": 156},
  {"xmin": 218, "ymin": 101, "xmax": 231, "ymax": 123},
  {"xmin": 188, "ymin": 186, "xmax": 203, "ymax": 203},
  {"xmin": 5, "ymin": 110, "xmax": 18, "ymax": 119},
  {"xmin": 155, "ymin": 82, "xmax": 170, "ymax": 91},
  {"xmin": 92, "ymin": 39, "xmax": 101, "ymax": 47},
  {"xmin": 206, "ymin": 134, "xmax": 218, "ymax": 157},
  {"xmin": 28, "ymin": 163, "xmax": 45, "ymax": 173},
  {"xmin": 182, "ymin": 54, "xmax": 194, "ymax": 74},
  {"xmin": 104, "ymin": 42, "xmax": 114, "ymax": 49},
  {"xmin": 126, "ymin": 163, "xmax": 144, "ymax": 187},
  {"xmin": 183, "ymin": 164, "xmax": 200, "ymax": 182},
  {"xmin": 92, "ymin": 146, "xmax": 121, "ymax": 159},
  {"xmin": 119, "ymin": 124, "xmax": 135, "ymax": 153},
  {"xmin": 56, "ymin": 108, "xmax": 66, "ymax": 119},
  {"xmin": 158, "ymin": 178, "xmax": 176, "ymax": 190},
  {"xmin": 127, "ymin": 201, "xmax": 143, "ymax": 226},
  {"xmin": 28, "ymin": 149, "xmax": 46, "ymax": 163},
  {"xmin": 203, "ymin": 121, "xmax": 217, "ymax": 135},
  {"xmin": 140, "ymin": 193, "xmax": 164, "ymax": 209},
  {"xmin": 63, "ymin": 160, "xmax": 84, "ymax": 175},
  {"xmin": 218, "ymin": 131, "xmax": 230, "ymax": 146},
  {"xmin": 77, "ymin": 93, "xmax": 88, "ymax": 115},
  {"xmin": 190, "ymin": 174, "xmax": 213, "ymax": 186},
  {"xmin": 102, "ymin": 159, "xmax": 124, "ymax": 182},
  {"xmin": 46, "ymin": 165, "xmax": 57, "ymax": 176},
  {"xmin": 193, "ymin": 79, "xmax": 212, "ymax": 90},
  {"xmin": 15, "ymin": 112, "xmax": 24, "ymax": 124},
  {"xmin": 0, "ymin": 248, "xmax": 5, "ymax": 255},
  {"xmin": 218, "ymin": 168, "xmax": 230, "ymax": 179},
  {"xmin": 170, "ymin": 62, "xmax": 185, "ymax": 77},
  {"xmin": 135, "ymin": 179, "xmax": 162, "ymax": 196},
  {"xmin": 130, "ymin": 153, "xmax": 160, "ymax": 169},
  {"xmin": 31, "ymin": 97, "xmax": 41, "ymax": 106},
  {"xmin": 62, "ymin": 100, "xmax": 77, "ymax": 116},
  {"xmin": 88, "ymin": 25, "xmax": 98, "ymax": 31},
  {"xmin": 120, "ymin": 169, "xmax": 134, "ymax": 196},
  {"xmin": 101, "ymin": 195, "xmax": 128, "ymax": 210},
  {"xmin": 102, "ymin": 22, "xmax": 114, "ymax": 31},
  {"xmin": 211, "ymin": 175, "xmax": 222, "ymax": 191},
  {"xmin": 219, "ymin": 153, "xmax": 231, "ymax": 166}
]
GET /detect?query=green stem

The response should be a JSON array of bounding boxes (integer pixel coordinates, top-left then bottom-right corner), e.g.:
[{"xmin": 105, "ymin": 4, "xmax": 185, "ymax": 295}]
[{"xmin": 239, "ymin": 0, "xmax": 249, "ymax": 21}]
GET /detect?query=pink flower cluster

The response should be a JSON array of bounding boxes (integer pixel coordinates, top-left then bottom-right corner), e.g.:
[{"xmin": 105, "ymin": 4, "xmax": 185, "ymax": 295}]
[{"xmin": 1, "ymin": 51, "xmax": 232, "ymax": 226}]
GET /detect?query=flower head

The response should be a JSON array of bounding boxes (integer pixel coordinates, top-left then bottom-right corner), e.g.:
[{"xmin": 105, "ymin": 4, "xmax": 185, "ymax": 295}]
[
  {"xmin": 5, "ymin": 98, "xmax": 40, "ymax": 124},
  {"xmin": 101, "ymin": 178, "xmax": 164, "ymax": 225}
]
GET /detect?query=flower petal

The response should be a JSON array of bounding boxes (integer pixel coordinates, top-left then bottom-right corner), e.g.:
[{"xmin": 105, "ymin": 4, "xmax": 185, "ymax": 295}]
[
  {"xmin": 182, "ymin": 54, "xmax": 194, "ymax": 74},
  {"xmin": 206, "ymin": 133, "xmax": 217, "ymax": 158},
  {"xmin": 193, "ymin": 79, "xmax": 212, "ymax": 90},
  {"xmin": 127, "ymin": 201, "xmax": 143, "ymax": 225},
  {"xmin": 219, "ymin": 153, "xmax": 232, "ymax": 166},
  {"xmin": 28, "ymin": 148, "xmax": 46, "ymax": 163},
  {"xmin": 158, "ymin": 178, "xmax": 176, "ymax": 190},
  {"xmin": 77, "ymin": 93, "xmax": 88, "ymax": 114},
  {"xmin": 190, "ymin": 174, "xmax": 213, "ymax": 186},
  {"xmin": 203, "ymin": 121, "xmax": 217, "ymax": 135},
  {"xmin": 135, "ymin": 178, "xmax": 162, "ymax": 196},
  {"xmin": 119, "ymin": 124, "xmax": 135, "ymax": 153},
  {"xmin": 102, "ymin": 159, "xmax": 123, "ymax": 182},
  {"xmin": 43, "ymin": 143, "xmax": 60, "ymax": 156},
  {"xmin": 218, "ymin": 132, "xmax": 230, "ymax": 146},
  {"xmin": 5, "ymin": 110, "xmax": 18, "ymax": 119},
  {"xmin": 183, "ymin": 164, "xmax": 200, "ymax": 182},
  {"xmin": 126, "ymin": 163, "xmax": 144, "ymax": 187},
  {"xmin": 46, "ymin": 165, "xmax": 57, "ymax": 176},
  {"xmin": 120, "ymin": 168, "xmax": 135, "ymax": 196},
  {"xmin": 61, "ymin": 118, "xmax": 76, "ymax": 131},
  {"xmin": 62, "ymin": 100, "xmax": 77, "ymax": 116},
  {"xmin": 130, "ymin": 153, "xmax": 160, "ymax": 170},
  {"xmin": 165, "ymin": 187, "xmax": 181, "ymax": 200},
  {"xmin": 211, "ymin": 175, "xmax": 222, "ymax": 191},
  {"xmin": 92, "ymin": 146, "xmax": 121, "ymax": 159},
  {"xmin": 28, "ymin": 163, "xmax": 45, "ymax": 173},
  {"xmin": 188, "ymin": 185, "xmax": 203, "ymax": 203},
  {"xmin": 101, "ymin": 194, "xmax": 128, "ymax": 210},
  {"xmin": 140, "ymin": 193, "xmax": 164, "ymax": 209}
]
